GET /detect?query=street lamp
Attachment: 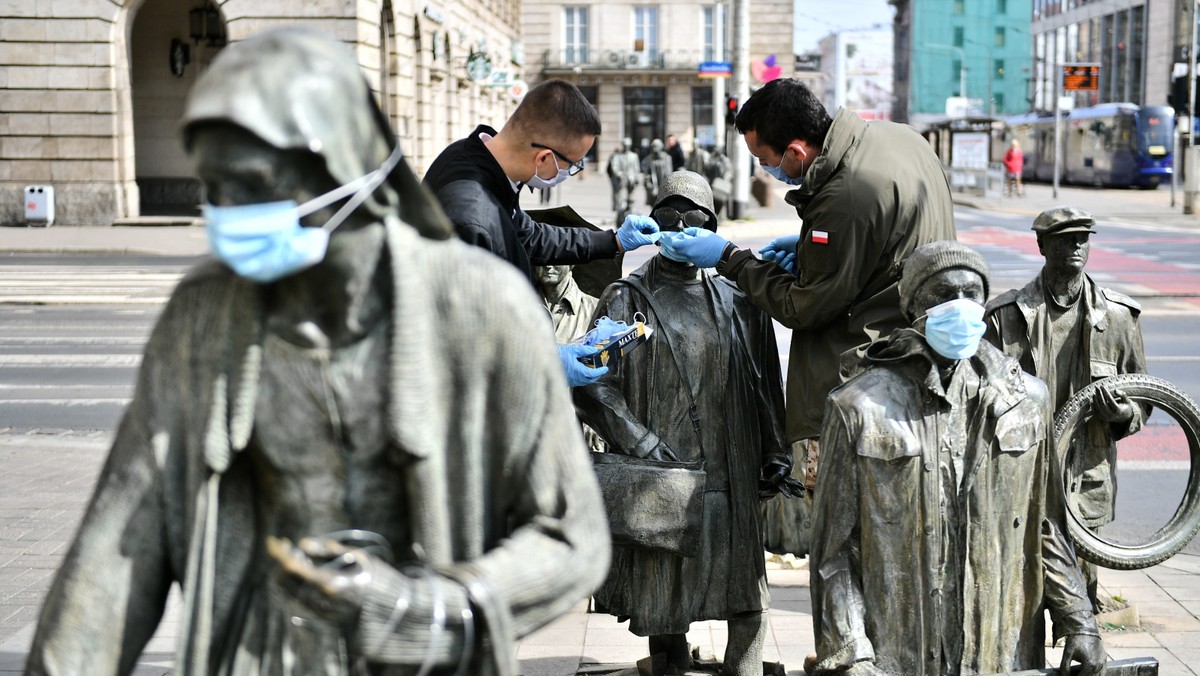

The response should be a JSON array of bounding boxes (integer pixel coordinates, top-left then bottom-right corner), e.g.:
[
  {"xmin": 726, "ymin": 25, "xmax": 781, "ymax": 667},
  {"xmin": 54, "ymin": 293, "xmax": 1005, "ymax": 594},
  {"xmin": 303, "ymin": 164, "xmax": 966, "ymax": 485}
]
[{"xmin": 923, "ymin": 43, "xmax": 967, "ymax": 99}]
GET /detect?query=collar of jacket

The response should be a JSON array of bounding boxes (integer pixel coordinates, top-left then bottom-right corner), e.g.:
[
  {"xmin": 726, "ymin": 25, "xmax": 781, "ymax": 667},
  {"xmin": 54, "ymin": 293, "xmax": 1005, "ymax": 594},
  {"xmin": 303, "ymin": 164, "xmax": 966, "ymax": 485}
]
[
  {"xmin": 783, "ymin": 108, "xmax": 868, "ymax": 208},
  {"xmin": 465, "ymin": 124, "xmax": 521, "ymax": 211},
  {"xmin": 1014, "ymin": 271, "xmax": 1109, "ymax": 334},
  {"xmin": 866, "ymin": 327, "xmax": 1028, "ymax": 416},
  {"xmin": 207, "ymin": 217, "xmax": 438, "ymax": 474}
]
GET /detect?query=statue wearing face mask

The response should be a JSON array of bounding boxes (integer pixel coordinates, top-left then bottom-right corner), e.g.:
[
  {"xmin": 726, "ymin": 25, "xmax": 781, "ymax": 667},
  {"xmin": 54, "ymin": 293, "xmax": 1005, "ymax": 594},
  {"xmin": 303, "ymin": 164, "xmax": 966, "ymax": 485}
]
[
  {"xmin": 574, "ymin": 172, "xmax": 790, "ymax": 676},
  {"xmin": 26, "ymin": 28, "xmax": 610, "ymax": 676},
  {"xmin": 809, "ymin": 241, "xmax": 1104, "ymax": 676}
]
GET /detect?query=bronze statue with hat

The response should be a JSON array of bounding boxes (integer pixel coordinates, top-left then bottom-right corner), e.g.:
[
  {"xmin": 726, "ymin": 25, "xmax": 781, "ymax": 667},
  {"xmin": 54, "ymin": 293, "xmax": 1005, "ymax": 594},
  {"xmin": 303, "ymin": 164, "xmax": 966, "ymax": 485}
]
[
  {"xmin": 985, "ymin": 206, "xmax": 1148, "ymax": 613},
  {"xmin": 810, "ymin": 240, "xmax": 1104, "ymax": 675},
  {"xmin": 575, "ymin": 170, "xmax": 791, "ymax": 675}
]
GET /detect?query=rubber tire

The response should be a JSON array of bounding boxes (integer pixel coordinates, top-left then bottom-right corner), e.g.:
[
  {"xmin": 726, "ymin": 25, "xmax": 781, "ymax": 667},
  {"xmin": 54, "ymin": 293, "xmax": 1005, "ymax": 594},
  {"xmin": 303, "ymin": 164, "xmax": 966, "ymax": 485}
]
[{"xmin": 1053, "ymin": 373, "xmax": 1200, "ymax": 570}]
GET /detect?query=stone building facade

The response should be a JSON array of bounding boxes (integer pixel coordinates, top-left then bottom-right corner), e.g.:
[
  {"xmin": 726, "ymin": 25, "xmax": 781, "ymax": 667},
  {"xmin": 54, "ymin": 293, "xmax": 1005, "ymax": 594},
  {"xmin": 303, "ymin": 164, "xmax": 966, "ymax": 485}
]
[
  {"xmin": 0, "ymin": 0, "xmax": 522, "ymax": 226},
  {"xmin": 521, "ymin": 0, "xmax": 793, "ymax": 173}
]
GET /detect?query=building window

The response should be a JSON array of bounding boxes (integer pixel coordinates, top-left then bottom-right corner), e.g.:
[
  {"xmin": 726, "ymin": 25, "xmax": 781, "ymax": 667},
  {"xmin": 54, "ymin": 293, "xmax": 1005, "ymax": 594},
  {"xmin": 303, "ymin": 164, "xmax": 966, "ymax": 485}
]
[
  {"xmin": 952, "ymin": 0, "xmax": 964, "ymax": 14},
  {"xmin": 994, "ymin": 92, "xmax": 1005, "ymax": 111},
  {"xmin": 952, "ymin": 59, "xmax": 962, "ymax": 96},
  {"xmin": 703, "ymin": 6, "xmax": 716, "ymax": 62},
  {"xmin": 564, "ymin": 6, "xmax": 589, "ymax": 65},
  {"xmin": 953, "ymin": 27, "xmax": 964, "ymax": 47},
  {"xmin": 995, "ymin": 27, "xmax": 1006, "ymax": 47},
  {"xmin": 624, "ymin": 86, "xmax": 666, "ymax": 157},
  {"xmin": 693, "ymin": 86, "xmax": 715, "ymax": 147},
  {"xmin": 997, "ymin": 0, "xmax": 1007, "ymax": 13},
  {"xmin": 994, "ymin": 58, "xmax": 1005, "ymax": 79},
  {"xmin": 634, "ymin": 6, "xmax": 659, "ymax": 60}
]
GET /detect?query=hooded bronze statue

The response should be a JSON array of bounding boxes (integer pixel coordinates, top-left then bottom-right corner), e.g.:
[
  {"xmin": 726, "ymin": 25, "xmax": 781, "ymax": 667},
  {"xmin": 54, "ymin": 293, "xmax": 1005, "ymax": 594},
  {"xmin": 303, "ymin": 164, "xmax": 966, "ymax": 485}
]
[
  {"xmin": 575, "ymin": 171, "xmax": 789, "ymax": 675},
  {"xmin": 26, "ymin": 28, "xmax": 609, "ymax": 676}
]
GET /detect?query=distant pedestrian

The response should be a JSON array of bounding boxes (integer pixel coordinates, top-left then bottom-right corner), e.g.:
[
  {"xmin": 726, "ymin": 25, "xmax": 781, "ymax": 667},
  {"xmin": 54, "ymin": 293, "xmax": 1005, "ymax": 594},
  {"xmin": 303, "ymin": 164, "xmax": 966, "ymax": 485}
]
[
  {"xmin": 1005, "ymin": 139, "xmax": 1025, "ymax": 197},
  {"xmin": 666, "ymin": 134, "xmax": 687, "ymax": 171}
]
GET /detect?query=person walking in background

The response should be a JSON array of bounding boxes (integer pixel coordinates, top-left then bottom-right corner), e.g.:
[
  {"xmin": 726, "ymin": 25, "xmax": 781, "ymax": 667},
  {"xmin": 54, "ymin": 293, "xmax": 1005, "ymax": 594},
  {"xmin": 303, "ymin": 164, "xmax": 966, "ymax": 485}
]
[
  {"xmin": 1005, "ymin": 138, "xmax": 1025, "ymax": 197},
  {"xmin": 666, "ymin": 133, "xmax": 687, "ymax": 171}
]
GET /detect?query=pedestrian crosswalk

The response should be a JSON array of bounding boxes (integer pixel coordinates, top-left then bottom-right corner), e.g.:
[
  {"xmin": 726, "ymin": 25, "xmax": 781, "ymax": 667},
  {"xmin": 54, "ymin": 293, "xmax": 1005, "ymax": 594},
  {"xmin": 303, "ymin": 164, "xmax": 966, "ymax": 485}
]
[
  {"xmin": 0, "ymin": 259, "xmax": 177, "ymax": 429},
  {"xmin": 1, "ymin": 291, "xmax": 162, "ymax": 431},
  {"xmin": 0, "ymin": 264, "xmax": 185, "ymax": 305}
]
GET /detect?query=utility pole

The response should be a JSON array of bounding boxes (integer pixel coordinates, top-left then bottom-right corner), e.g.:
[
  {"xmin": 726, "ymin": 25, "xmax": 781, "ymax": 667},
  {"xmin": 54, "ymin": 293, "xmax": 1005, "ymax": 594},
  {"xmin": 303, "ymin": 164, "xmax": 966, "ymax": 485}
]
[
  {"xmin": 710, "ymin": 1, "xmax": 725, "ymax": 150},
  {"xmin": 1053, "ymin": 60, "xmax": 1061, "ymax": 199},
  {"xmin": 1186, "ymin": 0, "xmax": 1199, "ymax": 215},
  {"xmin": 728, "ymin": 0, "xmax": 750, "ymax": 219}
]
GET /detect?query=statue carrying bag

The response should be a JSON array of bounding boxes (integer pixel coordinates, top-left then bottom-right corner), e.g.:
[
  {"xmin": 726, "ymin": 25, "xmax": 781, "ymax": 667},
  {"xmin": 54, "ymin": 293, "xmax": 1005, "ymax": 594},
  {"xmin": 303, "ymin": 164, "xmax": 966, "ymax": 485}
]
[{"xmin": 590, "ymin": 277, "xmax": 707, "ymax": 558}]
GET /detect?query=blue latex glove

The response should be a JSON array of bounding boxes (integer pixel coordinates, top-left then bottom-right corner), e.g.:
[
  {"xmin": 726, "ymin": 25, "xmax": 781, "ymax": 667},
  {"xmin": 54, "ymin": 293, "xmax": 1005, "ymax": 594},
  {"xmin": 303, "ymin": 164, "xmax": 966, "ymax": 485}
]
[
  {"xmin": 616, "ymin": 215, "xmax": 662, "ymax": 251},
  {"xmin": 758, "ymin": 233, "xmax": 801, "ymax": 275},
  {"xmin": 659, "ymin": 227, "xmax": 730, "ymax": 268},
  {"xmin": 558, "ymin": 343, "xmax": 609, "ymax": 387},
  {"xmin": 580, "ymin": 316, "xmax": 631, "ymax": 346}
]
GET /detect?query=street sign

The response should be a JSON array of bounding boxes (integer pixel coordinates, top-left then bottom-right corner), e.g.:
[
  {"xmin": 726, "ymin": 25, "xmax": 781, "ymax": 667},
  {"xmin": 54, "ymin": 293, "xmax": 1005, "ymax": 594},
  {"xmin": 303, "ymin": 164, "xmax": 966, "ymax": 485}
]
[
  {"xmin": 1062, "ymin": 63, "xmax": 1100, "ymax": 91},
  {"xmin": 699, "ymin": 61, "xmax": 733, "ymax": 78}
]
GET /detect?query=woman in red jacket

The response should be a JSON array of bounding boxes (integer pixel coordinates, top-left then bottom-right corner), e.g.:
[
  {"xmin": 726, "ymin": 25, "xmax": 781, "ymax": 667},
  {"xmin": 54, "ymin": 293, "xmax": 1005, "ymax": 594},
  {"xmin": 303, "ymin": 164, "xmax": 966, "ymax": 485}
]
[{"xmin": 1004, "ymin": 138, "xmax": 1025, "ymax": 196}]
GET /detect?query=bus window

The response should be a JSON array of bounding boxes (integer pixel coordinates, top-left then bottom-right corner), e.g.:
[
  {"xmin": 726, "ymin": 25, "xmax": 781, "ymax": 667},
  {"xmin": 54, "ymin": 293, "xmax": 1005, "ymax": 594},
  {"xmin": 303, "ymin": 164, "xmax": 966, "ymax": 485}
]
[{"xmin": 1137, "ymin": 109, "xmax": 1173, "ymax": 157}]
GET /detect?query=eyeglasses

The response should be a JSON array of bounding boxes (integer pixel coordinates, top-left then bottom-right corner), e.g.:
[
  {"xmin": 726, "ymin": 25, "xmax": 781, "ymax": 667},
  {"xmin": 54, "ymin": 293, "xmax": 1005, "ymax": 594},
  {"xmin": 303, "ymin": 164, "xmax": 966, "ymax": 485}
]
[
  {"xmin": 531, "ymin": 142, "xmax": 587, "ymax": 176},
  {"xmin": 652, "ymin": 207, "xmax": 709, "ymax": 230}
]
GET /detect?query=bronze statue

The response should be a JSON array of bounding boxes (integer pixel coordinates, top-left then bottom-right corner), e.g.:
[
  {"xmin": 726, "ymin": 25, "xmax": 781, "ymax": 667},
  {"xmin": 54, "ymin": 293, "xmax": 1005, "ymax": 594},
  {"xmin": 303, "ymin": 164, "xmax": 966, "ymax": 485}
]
[
  {"xmin": 640, "ymin": 140, "xmax": 672, "ymax": 207},
  {"xmin": 534, "ymin": 264, "xmax": 599, "ymax": 343},
  {"xmin": 25, "ymin": 28, "xmax": 609, "ymax": 676},
  {"xmin": 606, "ymin": 138, "xmax": 640, "ymax": 224},
  {"xmin": 575, "ymin": 171, "xmax": 789, "ymax": 676},
  {"xmin": 985, "ymin": 206, "xmax": 1147, "ymax": 612},
  {"xmin": 809, "ymin": 241, "xmax": 1104, "ymax": 675}
]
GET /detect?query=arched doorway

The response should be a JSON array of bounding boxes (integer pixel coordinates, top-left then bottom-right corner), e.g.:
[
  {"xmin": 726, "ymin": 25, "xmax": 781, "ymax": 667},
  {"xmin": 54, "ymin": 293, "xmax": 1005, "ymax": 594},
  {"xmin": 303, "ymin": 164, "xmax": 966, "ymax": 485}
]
[{"xmin": 128, "ymin": 0, "xmax": 226, "ymax": 216}]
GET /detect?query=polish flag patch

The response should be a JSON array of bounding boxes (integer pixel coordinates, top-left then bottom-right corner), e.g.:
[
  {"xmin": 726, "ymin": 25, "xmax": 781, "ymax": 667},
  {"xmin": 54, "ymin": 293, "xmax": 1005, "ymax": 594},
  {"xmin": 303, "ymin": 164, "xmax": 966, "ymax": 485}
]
[{"xmin": 811, "ymin": 230, "xmax": 829, "ymax": 244}]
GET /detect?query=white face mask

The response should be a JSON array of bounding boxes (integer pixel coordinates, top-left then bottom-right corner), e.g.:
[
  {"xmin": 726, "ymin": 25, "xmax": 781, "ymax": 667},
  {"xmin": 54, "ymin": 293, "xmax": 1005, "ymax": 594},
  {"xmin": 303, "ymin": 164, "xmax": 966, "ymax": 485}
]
[{"xmin": 527, "ymin": 151, "xmax": 572, "ymax": 190}]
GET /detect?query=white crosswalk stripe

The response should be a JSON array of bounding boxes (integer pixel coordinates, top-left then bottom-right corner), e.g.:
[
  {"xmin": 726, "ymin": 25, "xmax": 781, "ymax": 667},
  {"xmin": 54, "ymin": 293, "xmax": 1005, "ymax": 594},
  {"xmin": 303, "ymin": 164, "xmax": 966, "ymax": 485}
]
[
  {"xmin": 0, "ymin": 261, "xmax": 175, "ymax": 429},
  {"xmin": 0, "ymin": 265, "xmax": 184, "ymax": 305}
]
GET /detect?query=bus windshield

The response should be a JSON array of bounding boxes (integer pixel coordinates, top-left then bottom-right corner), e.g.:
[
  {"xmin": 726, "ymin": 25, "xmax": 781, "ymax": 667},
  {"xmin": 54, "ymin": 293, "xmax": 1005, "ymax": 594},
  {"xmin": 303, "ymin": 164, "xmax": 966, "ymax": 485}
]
[{"xmin": 1136, "ymin": 107, "xmax": 1174, "ymax": 156}]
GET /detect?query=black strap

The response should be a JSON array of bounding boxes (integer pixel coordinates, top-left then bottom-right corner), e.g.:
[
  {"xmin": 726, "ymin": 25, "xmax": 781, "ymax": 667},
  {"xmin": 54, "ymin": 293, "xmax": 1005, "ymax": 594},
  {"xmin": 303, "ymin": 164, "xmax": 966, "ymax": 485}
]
[{"xmin": 614, "ymin": 277, "xmax": 704, "ymax": 452}]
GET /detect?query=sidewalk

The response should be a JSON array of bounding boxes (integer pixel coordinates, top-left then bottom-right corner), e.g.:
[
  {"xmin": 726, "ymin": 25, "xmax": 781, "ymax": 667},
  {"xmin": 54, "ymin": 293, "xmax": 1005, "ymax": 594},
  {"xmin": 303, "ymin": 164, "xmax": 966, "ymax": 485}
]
[{"xmin": 952, "ymin": 180, "xmax": 1200, "ymax": 231}]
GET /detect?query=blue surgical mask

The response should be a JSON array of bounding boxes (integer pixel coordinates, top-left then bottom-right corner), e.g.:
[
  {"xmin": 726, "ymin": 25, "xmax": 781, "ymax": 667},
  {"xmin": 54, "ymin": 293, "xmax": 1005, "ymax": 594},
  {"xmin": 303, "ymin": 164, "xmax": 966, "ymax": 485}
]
[
  {"xmin": 922, "ymin": 298, "xmax": 987, "ymax": 360},
  {"xmin": 204, "ymin": 143, "xmax": 403, "ymax": 283},
  {"xmin": 762, "ymin": 146, "xmax": 806, "ymax": 186}
]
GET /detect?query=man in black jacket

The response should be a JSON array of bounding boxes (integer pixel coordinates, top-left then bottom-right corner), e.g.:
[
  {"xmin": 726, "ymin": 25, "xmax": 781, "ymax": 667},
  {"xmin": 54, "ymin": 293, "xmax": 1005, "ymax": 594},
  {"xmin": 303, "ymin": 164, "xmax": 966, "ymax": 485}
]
[
  {"xmin": 424, "ymin": 79, "xmax": 661, "ymax": 386},
  {"xmin": 424, "ymin": 79, "xmax": 660, "ymax": 284}
]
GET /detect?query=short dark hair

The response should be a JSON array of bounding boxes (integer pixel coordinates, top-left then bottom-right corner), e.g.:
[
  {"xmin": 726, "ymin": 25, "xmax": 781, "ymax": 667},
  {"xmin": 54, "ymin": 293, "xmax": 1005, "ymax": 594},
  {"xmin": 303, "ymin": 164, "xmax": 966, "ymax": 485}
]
[
  {"xmin": 735, "ymin": 79, "xmax": 832, "ymax": 155},
  {"xmin": 507, "ymin": 79, "xmax": 601, "ymax": 143}
]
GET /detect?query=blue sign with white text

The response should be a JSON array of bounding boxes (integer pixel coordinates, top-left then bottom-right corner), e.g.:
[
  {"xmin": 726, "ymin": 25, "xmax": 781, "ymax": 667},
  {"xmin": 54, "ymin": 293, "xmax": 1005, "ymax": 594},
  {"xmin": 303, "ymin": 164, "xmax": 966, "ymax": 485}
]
[{"xmin": 699, "ymin": 61, "xmax": 733, "ymax": 78}]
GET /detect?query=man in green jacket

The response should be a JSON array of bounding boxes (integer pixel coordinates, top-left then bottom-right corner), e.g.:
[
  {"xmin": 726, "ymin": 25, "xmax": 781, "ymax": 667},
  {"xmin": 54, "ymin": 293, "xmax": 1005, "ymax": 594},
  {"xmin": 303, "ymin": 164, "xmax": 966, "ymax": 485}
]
[{"xmin": 662, "ymin": 78, "xmax": 956, "ymax": 494}]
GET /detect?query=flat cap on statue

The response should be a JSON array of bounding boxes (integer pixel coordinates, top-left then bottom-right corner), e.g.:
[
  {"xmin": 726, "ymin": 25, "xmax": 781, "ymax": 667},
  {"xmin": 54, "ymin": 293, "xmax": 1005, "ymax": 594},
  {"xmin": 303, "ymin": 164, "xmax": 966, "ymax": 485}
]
[{"xmin": 1031, "ymin": 206, "xmax": 1097, "ymax": 235}]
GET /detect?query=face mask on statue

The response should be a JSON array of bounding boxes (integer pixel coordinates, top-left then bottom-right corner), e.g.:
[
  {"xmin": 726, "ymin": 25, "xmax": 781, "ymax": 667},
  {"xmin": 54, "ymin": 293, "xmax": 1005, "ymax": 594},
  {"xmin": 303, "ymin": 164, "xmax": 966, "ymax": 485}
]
[
  {"xmin": 921, "ymin": 298, "xmax": 987, "ymax": 360},
  {"xmin": 204, "ymin": 143, "xmax": 404, "ymax": 283}
]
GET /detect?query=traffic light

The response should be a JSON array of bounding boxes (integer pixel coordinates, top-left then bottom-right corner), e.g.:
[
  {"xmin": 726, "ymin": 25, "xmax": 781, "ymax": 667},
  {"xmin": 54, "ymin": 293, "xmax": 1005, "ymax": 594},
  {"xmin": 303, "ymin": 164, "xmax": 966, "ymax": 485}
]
[{"xmin": 726, "ymin": 96, "xmax": 739, "ymax": 126}]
